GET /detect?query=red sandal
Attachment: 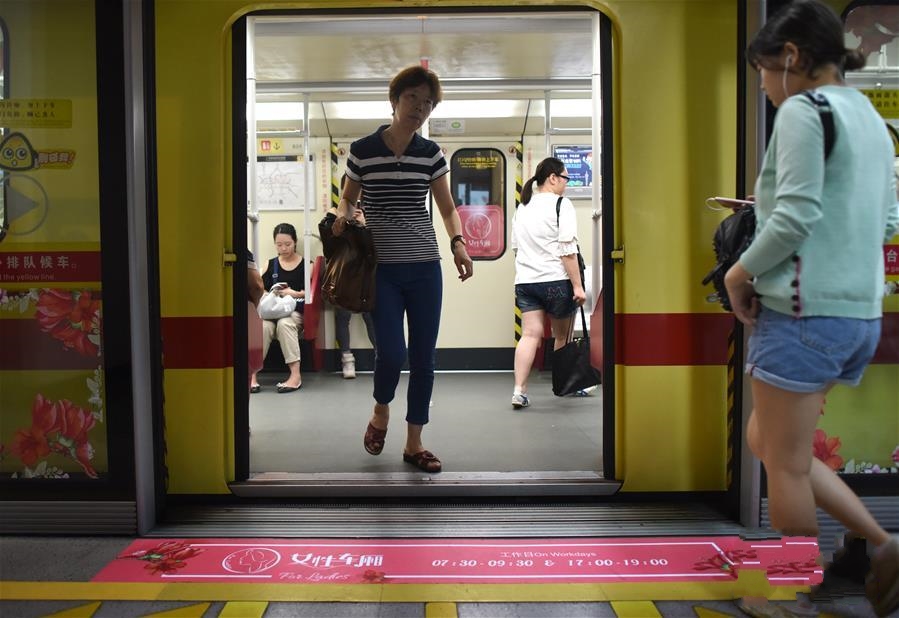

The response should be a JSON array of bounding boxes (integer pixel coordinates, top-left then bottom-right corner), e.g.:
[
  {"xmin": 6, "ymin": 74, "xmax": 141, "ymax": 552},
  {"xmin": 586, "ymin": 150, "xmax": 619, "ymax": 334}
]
[
  {"xmin": 363, "ymin": 422, "xmax": 387, "ymax": 456},
  {"xmin": 403, "ymin": 450, "xmax": 442, "ymax": 473}
]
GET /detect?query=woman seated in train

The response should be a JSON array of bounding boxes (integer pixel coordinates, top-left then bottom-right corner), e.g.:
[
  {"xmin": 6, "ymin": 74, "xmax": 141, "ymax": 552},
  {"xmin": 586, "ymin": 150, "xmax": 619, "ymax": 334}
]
[
  {"xmin": 510, "ymin": 156, "xmax": 586, "ymax": 409},
  {"xmin": 250, "ymin": 222, "xmax": 305, "ymax": 394}
]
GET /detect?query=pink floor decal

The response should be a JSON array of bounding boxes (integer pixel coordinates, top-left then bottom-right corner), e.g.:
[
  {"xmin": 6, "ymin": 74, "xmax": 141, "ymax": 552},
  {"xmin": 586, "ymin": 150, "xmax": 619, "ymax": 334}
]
[{"xmin": 92, "ymin": 536, "xmax": 822, "ymax": 586}]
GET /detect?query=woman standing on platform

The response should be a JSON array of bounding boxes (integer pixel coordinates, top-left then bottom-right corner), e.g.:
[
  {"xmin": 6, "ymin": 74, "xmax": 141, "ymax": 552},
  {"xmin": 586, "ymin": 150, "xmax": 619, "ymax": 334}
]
[
  {"xmin": 725, "ymin": 2, "xmax": 899, "ymax": 615},
  {"xmin": 333, "ymin": 65, "xmax": 474, "ymax": 474}
]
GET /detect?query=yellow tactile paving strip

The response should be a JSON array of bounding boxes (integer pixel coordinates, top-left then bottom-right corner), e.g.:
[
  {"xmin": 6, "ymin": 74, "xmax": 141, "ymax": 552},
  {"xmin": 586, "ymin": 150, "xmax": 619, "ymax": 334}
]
[
  {"xmin": 1, "ymin": 576, "xmax": 803, "ymax": 603},
  {"xmin": 8, "ymin": 599, "xmax": 842, "ymax": 618}
]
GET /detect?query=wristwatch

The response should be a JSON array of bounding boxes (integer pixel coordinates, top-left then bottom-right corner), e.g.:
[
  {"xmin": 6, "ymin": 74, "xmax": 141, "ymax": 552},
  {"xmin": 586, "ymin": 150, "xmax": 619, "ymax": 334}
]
[{"xmin": 450, "ymin": 234, "xmax": 466, "ymax": 253}]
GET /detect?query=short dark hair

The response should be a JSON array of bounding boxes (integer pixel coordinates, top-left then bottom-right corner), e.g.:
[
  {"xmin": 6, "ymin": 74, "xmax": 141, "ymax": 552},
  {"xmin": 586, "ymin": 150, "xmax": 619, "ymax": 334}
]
[
  {"xmin": 273, "ymin": 222, "xmax": 297, "ymax": 243},
  {"xmin": 388, "ymin": 65, "xmax": 443, "ymax": 108},
  {"xmin": 746, "ymin": 0, "xmax": 866, "ymax": 75}
]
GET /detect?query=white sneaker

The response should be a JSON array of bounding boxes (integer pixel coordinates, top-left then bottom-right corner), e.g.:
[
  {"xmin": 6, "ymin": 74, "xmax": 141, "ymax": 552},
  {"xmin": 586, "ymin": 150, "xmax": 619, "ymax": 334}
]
[
  {"xmin": 341, "ymin": 352, "xmax": 356, "ymax": 379},
  {"xmin": 511, "ymin": 393, "xmax": 530, "ymax": 409}
]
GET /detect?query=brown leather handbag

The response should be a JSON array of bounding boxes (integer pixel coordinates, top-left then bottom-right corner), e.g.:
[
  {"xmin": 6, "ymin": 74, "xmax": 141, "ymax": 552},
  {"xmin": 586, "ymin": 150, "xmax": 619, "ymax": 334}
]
[{"xmin": 319, "ymin": 217, "xmax": 377, "ymax": 313}]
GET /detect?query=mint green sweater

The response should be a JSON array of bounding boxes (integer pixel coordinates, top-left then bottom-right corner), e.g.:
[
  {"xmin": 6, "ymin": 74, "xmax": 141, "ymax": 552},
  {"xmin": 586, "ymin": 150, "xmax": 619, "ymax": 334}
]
[{"xmin": 739, "ymin": 85, "xmax": 899, "ymax": 319}]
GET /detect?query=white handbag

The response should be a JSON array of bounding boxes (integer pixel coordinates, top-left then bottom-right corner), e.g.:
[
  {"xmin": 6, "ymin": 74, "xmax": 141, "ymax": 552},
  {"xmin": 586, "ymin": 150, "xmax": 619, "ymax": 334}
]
[{"xmin": 257, "ymin": 283, "xmax": 295, "ymax": 320}]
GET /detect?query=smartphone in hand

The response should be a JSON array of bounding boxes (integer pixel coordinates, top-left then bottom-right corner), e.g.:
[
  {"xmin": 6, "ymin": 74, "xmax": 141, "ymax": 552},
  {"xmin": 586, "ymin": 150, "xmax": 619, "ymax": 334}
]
[{"xmin": 713, "ymin": 196, "xmax": 754, "ymax": 208}]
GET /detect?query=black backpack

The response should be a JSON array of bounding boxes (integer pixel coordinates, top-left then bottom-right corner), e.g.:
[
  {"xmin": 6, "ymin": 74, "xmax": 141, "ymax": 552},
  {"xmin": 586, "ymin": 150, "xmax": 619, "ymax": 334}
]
[{"xmin": 702, "ymin": 90, "xmax": 835, "ymax": 311}]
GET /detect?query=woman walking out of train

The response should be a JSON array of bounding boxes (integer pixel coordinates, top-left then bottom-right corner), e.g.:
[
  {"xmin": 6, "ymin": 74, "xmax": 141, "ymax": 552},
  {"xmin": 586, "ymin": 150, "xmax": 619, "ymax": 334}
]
[
  {"xmin": 510, "ymin": 157, "xmax": 586, "ymax": 409},
  {"xmin": 725, "ymin": 1, "xmax": 899, "ymax": 615},
  {"xmin": 251, "ymin": 222, "xmax": 306, "ymax": 394},
  {"xmin": 333, "ymin": 65, "xmax": 474, "ymax": 473}
]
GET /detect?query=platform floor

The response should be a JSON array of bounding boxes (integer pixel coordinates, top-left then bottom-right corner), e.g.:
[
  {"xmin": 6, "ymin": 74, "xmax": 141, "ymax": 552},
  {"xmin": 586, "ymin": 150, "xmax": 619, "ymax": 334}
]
[{"xmin": 1, "ymin": 536, "xmax": 888, "ymax": 618}]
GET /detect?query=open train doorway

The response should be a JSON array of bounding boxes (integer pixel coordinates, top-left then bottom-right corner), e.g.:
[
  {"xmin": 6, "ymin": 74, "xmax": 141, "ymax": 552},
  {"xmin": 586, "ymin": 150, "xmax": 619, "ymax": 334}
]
[{"xmin": 231, "ymin": 8, "xmax": 616, "ymax": 498}]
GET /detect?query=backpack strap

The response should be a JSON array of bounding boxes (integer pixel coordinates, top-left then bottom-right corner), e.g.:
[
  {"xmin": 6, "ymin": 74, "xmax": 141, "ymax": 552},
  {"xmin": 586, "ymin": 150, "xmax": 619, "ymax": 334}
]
[
  {"xmin": 887, "ymin": 122, "xmax": 899, "ymax": 157},
  {"xmin": 800, "ymin": 90, "xmax": 836, "ymax": 160}
]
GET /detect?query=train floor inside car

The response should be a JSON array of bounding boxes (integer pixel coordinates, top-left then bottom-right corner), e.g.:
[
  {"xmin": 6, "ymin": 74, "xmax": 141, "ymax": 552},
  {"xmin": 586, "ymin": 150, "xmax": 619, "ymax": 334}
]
[
  {"xmin": 249, "ymin": 371, "xmax": 602, "ymax": 475},
  {"xmin": 0, "ymin": 535, "xmax": 885, "ymax": 618}
]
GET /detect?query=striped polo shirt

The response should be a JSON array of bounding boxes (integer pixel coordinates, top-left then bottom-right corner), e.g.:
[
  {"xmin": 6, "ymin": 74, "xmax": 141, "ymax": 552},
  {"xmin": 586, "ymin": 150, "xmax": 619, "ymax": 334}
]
[{"xmin": 345, "ymin": 125, "xmax": 449, "ymax": 263}]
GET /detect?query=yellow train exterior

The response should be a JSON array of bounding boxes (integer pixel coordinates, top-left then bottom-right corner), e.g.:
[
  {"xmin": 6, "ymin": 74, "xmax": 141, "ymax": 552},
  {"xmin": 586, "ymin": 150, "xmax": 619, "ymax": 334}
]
[
  {"xmin": 152, "ymin": 0, "xmax": 896, "ymax": 495},
  {"xmin": 159, "ymin": 0, "xmax": 744, "ymax": 495}
]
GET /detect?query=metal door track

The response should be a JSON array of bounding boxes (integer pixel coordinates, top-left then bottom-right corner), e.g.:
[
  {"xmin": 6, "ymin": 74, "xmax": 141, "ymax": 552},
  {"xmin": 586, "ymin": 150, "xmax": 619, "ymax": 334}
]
[{"xmin": 231, "ymin": 471, "xmax": 620, "ymax": 498}]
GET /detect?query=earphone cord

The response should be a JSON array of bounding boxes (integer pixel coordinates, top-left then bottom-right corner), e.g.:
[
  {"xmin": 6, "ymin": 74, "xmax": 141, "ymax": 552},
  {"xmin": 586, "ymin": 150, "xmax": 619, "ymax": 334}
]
[{"xmin": 782, "ymin": 56, "xmax": 793, "ymax": 101}]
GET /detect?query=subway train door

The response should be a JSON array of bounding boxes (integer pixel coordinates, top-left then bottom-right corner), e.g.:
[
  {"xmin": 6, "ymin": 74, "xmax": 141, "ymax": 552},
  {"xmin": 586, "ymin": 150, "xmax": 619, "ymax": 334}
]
[{"xmin": 230, "ymin": 8, "xmax": 617, "ymax": 497}]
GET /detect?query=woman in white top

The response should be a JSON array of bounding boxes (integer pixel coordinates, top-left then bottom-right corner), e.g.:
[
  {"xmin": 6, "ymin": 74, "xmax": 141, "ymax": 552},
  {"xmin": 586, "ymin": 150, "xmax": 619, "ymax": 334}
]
[{"xmin": 510, "ymin": 156, "xmax": 586, "ymax": 409}]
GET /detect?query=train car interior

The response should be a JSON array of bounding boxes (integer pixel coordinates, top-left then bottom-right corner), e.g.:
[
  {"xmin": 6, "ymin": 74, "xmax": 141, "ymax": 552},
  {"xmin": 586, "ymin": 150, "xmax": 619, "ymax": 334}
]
[{"xmin": 239, "ymin": 10, "xmax": 612, "ymax": 497}]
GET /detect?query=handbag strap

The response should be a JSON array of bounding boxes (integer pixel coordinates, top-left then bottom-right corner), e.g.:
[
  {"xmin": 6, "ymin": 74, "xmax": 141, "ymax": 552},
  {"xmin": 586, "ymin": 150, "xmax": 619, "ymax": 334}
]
[
  {"xmin": 271, "ymin": 257, "xmax": 280, "ymax": 286},
  {"xmin": 556, "ymin": 196, "xmax": 586, "ymax": 288},
  {"xmin": 574, "ymin": 305, "xmax": 589, "ymax": 343}
]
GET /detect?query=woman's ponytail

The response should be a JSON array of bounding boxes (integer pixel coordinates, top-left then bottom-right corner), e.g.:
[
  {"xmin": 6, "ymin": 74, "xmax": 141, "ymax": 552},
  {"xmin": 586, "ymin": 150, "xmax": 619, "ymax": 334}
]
[{"xmin": 520, "ymin": 176, "xmax": 537, "ymax": 205}]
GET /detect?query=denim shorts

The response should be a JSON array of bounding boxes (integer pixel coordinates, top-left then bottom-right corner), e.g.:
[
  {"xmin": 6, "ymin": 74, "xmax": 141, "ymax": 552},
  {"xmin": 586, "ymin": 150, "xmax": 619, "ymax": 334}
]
[
  {"xmin": 515, "ymin": 280, "xmax": 577, "ymax": 318},
  {"xmin": 746, "ymin": 306, "xmax": 881, "ymax": 393}
]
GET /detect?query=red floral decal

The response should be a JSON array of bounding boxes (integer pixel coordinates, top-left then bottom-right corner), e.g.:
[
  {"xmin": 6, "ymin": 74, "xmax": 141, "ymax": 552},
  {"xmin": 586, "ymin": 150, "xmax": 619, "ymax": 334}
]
[
  {"xmin": 10, "ymin": 424, "xmax": 50, "ymax": 467},
  {"xmin": 10, "ymin": 394, "xmax": 99, "ymax": 477},
  {"xmin": 812, "ymin": 429, "xmax": 843, "ymax": 471},
  {"xmin": 34, "ymin": 289, "xmax": 101, "ymax": 356},
  {"xmin": 362, "ymin": 569, "xmax": 386, "ymax": 583},
  {"xmin": 120, "ymin": 541, "xmax": 204, "ymax": 576},
  {"xmin": 767, "ymin": 559, "xmax": 819, "ymax": 577},
  {"xmin": 691, "ymin": 548, "xmax": 757, "ymax": 580}
]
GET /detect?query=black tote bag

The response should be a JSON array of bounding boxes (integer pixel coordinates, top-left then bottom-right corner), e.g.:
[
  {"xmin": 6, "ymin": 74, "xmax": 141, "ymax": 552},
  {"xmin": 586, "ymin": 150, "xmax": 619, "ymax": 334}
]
[
  {"xmin": 551, "ymin": 305, "xmax": 602, "ymax": 397},
  {"xmin": 550, "ymin": 195, "xmax": 601, "ymax": 396}
]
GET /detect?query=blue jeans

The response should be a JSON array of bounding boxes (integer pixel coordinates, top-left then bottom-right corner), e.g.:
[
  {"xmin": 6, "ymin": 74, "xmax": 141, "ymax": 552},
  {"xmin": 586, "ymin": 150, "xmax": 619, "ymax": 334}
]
[
  {"xmin": 746, "ymin": 306, "xmax": 881, "ymax": 393},
  {"xmin": 371, "ymin": 261, "xmax": 443, "ymax": 425},
  {"xmin": 515, "ymin": 279, "xmax": 578, "ymax": 318},
  {"xmin": 334, "ymin": 306, "xmax": 376, "ymax": 352}
]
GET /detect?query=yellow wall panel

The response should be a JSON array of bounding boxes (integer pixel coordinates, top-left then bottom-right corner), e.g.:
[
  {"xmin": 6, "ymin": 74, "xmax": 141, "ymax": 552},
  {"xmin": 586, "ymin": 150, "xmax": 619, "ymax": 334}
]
[
  {"xmin": 164, "ymin": 369, "xmax": 233, "ymax": 494},
  {"xmin": 609, "ymin": 1, "xmax": 738, "ymax": 315},
  {"xmin": 617, "ymin": 365, "xmax": 729, "ymax": 492}
]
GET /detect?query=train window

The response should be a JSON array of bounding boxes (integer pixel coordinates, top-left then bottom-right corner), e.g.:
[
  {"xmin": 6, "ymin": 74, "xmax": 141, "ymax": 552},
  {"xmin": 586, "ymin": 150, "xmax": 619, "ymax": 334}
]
[
  {"xmin": 449, "ymin": 148, "xmax": 506, "ymax": 261},
  {"xmin": 843, "ymin": 3, "xmax": 899, "ymax": 147},
  {"xmin": 844, "ymin": 3, "xmax": 899, "ymax": 71}
]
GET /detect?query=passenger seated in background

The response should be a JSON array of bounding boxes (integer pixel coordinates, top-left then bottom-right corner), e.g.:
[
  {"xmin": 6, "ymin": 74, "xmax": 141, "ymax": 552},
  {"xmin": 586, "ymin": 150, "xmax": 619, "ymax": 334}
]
[
  {"xmin": 250, "ymin": 223, "xmax": 305, "ymax": 394},
  {"xmin": 319, "ymin": 180, "xmax": 377, "ymax": 379}
]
